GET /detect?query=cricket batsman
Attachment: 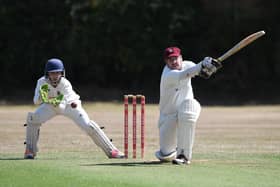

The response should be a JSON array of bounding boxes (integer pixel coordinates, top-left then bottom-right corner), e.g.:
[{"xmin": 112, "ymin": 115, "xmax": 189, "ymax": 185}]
[
  {"xmin": 24, "ymin": 58, "xmax": 125, "ymax": 159},
  {"xmin": 155, "ymin": 47, "xmax": 221, "ymax": 165}
]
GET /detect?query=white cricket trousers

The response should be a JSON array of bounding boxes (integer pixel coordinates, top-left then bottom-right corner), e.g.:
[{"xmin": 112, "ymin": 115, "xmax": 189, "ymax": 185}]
[
  {"xmin": 158, "ymin": 99, "xmax": 201, "ymax": 160},
  {"xmin": 33, "ymin": 101, "xmax": 90, "ymax": 127}
]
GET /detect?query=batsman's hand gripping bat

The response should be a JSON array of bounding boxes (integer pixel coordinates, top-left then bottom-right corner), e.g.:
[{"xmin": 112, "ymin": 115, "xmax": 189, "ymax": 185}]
[{"xmin": 216, "ymin": 30, "xmax": 266, "ymax": 63}]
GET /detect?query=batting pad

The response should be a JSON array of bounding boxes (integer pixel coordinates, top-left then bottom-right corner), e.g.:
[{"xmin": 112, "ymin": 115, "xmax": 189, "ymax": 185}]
[
  {"xmin": 86, "ymin": 120, "xmax": 118, "ymax": 158},
  {"xmin": 25, "ymin": 112, "xmax": 41, "ymax": 153},
  {"xmin": 177, "ymin": 99, "xmax": 201, "ymax": 160}
]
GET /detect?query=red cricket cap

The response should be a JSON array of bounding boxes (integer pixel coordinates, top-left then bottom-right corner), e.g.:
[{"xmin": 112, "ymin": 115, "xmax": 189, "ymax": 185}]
[{"xmin": 164, "ymin": 47, "xmax": 181, "ymax": 59}]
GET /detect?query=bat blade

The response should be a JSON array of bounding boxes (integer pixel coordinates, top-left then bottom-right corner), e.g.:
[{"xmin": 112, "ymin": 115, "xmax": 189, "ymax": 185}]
[{"xmin": 216, "ymin": 30, "xmax": 265, "ymax": 63}]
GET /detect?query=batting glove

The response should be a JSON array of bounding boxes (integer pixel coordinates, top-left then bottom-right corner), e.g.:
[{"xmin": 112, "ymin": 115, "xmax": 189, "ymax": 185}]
[{"xmin": 199, "ymin": 57, "xmax": 222, "ymax": 79}]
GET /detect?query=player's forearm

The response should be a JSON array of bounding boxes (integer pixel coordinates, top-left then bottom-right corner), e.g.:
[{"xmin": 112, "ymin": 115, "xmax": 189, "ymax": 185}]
[
  {"xmin": 33, "ymin": 80, "xmax": 43, "ymax": 105},
  {"xmin": 62, "ymin": 82, "xmax": 80, "ymax": 104},
  {"xmin": 33, "ymin": 92, "xmax": 42, "ymax": 105},
  {"xmin": 179, "ymin": 63, "xmax": 202, "ymax": 79}
]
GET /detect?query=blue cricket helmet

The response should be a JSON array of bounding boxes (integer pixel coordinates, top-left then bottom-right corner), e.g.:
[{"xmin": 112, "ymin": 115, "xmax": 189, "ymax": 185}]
[{"xmin": 45, "ymin": 58, "xmax": 65, "ymax": 77}]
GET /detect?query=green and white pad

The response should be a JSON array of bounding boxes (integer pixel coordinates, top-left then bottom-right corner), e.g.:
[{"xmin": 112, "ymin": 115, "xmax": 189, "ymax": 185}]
[
  {"xmin": 86, "ymin": 120, "xmax": 118, "ymax": 158},
  {"xmin": 177, "ymin": 99, "xmax": 201, "ymax": 160},
  {"xmin": 25, "ymin": 112, "xmax": 41, "ymax": 153}
]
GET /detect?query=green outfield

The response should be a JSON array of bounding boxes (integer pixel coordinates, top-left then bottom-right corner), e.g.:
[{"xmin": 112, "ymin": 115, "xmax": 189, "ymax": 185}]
[{"xmin": 0, "ymin": 103, "xmax": 279, "ymax": 187}]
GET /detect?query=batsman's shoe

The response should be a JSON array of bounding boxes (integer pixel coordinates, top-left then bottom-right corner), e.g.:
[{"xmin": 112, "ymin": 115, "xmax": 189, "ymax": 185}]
[
  {"xmin": 172, "ymin": 154, "xmax": 191, "ymax": 165},
  {"xmin": 24, "ymin": 149, "xmax": 36, "ymax": 159},
  {"xmin": 155, "ymin": 150, "xmax": 176, "ymax": 162},
  {"xmin": 110, "ymin": 150, "xmax": 125, "ymax": 159}
]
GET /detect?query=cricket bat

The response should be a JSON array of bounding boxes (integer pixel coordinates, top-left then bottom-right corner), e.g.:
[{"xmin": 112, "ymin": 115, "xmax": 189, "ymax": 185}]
[{"xmin": 216, "ymin": 30, "xmax": 265, "ymax": 63}]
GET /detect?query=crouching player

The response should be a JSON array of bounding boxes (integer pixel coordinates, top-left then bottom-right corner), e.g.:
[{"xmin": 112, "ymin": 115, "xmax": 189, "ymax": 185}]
[{"xmin": 24, "ymin": 58, "xmax": 124, "ymax": 159}]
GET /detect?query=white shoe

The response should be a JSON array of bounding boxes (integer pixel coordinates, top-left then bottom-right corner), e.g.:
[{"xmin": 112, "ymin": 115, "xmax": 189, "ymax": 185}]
[
  {"xmin": 155, "ymin": 151, "xmax": 177, "ymax": 162},
  {"xmin": 172, "ymin": 154, "xmax": 191, "ymax": 165}
]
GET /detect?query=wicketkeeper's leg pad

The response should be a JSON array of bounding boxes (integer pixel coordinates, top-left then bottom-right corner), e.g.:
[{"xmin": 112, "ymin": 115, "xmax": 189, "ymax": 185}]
[
  {"xmin": 177, "ymin": 99, "xmax": 201, "ymax": 160},
  {"xmin": 25, "ymin": 112, "xmax": 41, "ymax": 154},
  {"xmin": 85, "ymin": 120, "xmax": 120, "ymax": 158}
]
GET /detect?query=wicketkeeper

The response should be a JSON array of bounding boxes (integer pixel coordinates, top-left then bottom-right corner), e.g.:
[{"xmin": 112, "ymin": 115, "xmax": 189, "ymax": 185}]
[
  {"xmin": 24, "ymin": 58, "xmax": 125, "ymax": 159},
  {"xmin": 155, "ymin": 47, "xmax": 221, "ymax": 165}
]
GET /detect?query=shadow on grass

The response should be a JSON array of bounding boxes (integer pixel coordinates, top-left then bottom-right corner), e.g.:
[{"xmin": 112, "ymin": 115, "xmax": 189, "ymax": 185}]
[
  {"xmin": 0, "ymin": 157, "xmax": 25, "ymax": 160},
  {"xmin": 82, "ymin": 160, "xmax": 168, "ymax": 167}
]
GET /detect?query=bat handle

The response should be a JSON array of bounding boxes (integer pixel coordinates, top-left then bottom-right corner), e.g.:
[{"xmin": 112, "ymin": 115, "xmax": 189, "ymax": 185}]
[{"xmin": 211, "ymin": 59, "xmax": 222, "ymax": 69}]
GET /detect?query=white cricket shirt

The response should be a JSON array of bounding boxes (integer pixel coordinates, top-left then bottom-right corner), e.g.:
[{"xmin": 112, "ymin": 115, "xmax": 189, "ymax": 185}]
[
  {"xmin": 159, "ymin": 60, "xmax": 201, "ymax": 115},
  {"xmin": 33, "ymin": 76, "xmax": 80, "ymax": 105}
]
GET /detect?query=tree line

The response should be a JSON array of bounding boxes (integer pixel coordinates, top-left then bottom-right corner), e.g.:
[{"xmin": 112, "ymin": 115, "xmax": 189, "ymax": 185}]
[{"xmin": 0, "ymin": 0, "xmax": 279, "ymax": 104}]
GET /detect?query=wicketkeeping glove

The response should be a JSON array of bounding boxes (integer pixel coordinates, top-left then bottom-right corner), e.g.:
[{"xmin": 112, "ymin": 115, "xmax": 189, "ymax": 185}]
[
  {"xmin": 48, "ymin": 94, "xmax": 64, "ymax": 107},
  {"xmin": 39, "ymin": 84, "xmax": 64, "ymax": 106},
  {"xmin": 39, "ymin": 84, "xmax": 49, "ymax": 103}
]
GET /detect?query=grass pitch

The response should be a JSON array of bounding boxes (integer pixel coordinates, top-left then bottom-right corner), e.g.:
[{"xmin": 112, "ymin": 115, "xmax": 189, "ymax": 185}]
[{"xmin": 0, "ymin": 103, "xmax": 280, "ymax": 187}]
